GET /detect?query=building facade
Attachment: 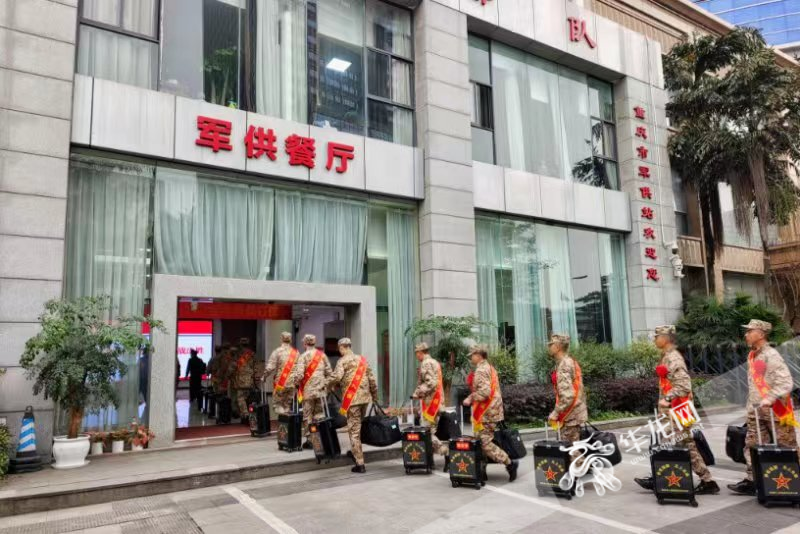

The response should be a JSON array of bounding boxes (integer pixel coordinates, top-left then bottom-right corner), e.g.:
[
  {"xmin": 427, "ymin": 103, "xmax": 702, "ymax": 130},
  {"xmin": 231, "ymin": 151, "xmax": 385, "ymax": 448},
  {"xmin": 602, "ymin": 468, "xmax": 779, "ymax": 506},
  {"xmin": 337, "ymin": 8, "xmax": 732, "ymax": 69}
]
[
  {"xmin": 693, "ymin": 0, "xmax": 800, "ymax": 45},
  {"xmin": 1, "ymin": 0, "xmax": 687, "ymax": 451}
]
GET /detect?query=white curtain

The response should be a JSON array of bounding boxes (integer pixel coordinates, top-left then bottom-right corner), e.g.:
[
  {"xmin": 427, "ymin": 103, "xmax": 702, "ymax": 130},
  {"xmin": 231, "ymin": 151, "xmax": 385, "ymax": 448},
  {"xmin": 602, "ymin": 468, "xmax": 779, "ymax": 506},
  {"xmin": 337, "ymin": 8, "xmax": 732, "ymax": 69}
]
[
  {"xmin": 600, "ymin": 234, "xmax": 632, "ymax": 348},
  {"xmin": 510, "ymin": 221, "xmax": 542, "ymax": 380},
  {"xmin": 154, "ymin": 169, "xmax": 275, "ymax": 280},
  {"xmin": 535, "ymin": 225, "xmax": 578, "ymax": 341},
  {"xmin": 83, "ymin": 0, "xmax": 157, "ymax": 36},
  {"xmin": 387, "ymin": 210, "xmax": 418, "ymax": 406},
  {"xmin": 476, "ymin": 219, "xmax": 501, "ymax": 343},
  {"xmin": 77, "ymin": 25, "xmax": 157, "ymax": 89},
  {"xmin": 274, "ymin": 191, "xmax": 367, "ymax": 284},
  {"xmin": 366, "ymin": 0, "xmax": 412, "ymax": 58},
  {"xmin": 255, "ymin": 0, "xmax": 307, "ymax": 122},
  {"xmin": 558, "ymin": 67, "xmax": 592, "ymax": 181},
  {"xmin": 65, "ymin": 156, "xmax": 153, "ymax": 430}
]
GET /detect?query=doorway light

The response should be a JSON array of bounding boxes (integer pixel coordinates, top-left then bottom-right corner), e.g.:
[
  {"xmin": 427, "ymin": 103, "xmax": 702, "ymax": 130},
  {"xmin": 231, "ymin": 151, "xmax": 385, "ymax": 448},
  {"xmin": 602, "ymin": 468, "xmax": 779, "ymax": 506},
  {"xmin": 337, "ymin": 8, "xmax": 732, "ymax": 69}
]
[{"xmin": 326, "ymin": 58, "xmax": 351, "ymax": 72}]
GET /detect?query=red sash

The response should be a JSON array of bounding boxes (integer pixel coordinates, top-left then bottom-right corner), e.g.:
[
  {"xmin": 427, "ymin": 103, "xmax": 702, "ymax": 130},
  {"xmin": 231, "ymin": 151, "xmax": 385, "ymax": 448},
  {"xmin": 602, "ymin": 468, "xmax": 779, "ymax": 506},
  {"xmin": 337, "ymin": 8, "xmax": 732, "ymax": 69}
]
[
  {"xmin": 471, "ymin": 366, "xmax": 498, "ymax": 432},
  {"xmin": 340, "ymin": 356, "xmax": 368, "ymax": 415},
  {"xmin": 298, "ymin": 350, "xmax": 324, "ymax": 403},
  {"xmin": 551, "ymin": 360, "xmax": 583, "ymax": 430},
  {"xmin": 421, "ymin": 360, "xmax": 443, "ymax": 424},
  {"xmin": 274, "ymin": 348, "xmax": 298, "ymax": 392},
  {"xmin": 749, "ymin": 351, "xmax": 799, "ymax": 427},
  {"xmin": 655, "ymin": 364, "xmax": 691, "ymax": 408}
]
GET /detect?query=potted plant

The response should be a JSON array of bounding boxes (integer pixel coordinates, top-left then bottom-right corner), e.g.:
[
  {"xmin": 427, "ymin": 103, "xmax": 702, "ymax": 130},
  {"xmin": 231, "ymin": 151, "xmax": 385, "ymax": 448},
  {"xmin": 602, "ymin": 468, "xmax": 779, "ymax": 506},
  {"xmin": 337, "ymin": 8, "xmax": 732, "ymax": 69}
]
[
  {"xmin": 110, "ymin": 429, "xmax": 129, "ymax": 453},
  {"xmin": 88, "ymin": 432, "xmax": 106, "ymax": 456},
  {"xmin": 129, "ymin": 423, "xmax": 154, "ymax": 451},
  {"xmin": 20, "ymin": 296, "xmax": 163, "ymax": 469}
]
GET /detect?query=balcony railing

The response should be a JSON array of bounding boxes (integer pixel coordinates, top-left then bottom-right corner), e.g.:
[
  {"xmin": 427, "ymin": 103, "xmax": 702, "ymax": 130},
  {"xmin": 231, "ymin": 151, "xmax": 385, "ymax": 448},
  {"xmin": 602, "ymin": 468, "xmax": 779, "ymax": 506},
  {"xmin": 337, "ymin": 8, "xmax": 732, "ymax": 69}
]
[
  {"xmin": 769, "ymin": 242, "xmax": 800, "ymax": 271},
  {"xmin": 677, "ymin": 235, "xmax": 765, "ymax": 274}
]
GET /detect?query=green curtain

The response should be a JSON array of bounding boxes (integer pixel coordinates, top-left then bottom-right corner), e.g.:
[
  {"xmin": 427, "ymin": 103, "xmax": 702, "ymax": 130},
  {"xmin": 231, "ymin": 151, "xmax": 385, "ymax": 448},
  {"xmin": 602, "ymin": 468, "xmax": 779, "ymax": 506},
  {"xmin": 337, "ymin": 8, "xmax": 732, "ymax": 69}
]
[
  {"xmin": 386, "ymin": 210, "xmax": 418, "ymax": 406},
  {"xmin": 273, "ymin": 190, "xmax": 368, "ymax": 284},
  {"xmin": 154, "ymin": 168, "xmax": 275, "ymax": 280},
  {"xmin": 65, "ymin": 155, "xmax": 153, "ymax": 430}
]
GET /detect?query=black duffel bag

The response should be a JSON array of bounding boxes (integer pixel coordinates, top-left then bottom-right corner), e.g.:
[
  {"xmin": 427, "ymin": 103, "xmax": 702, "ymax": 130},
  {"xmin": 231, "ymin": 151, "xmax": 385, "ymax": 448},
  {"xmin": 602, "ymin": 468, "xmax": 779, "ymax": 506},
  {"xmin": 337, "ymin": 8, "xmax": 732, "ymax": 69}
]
[
  {"xmin": 493, "ymin": 422, "xmax": 527, "ymax": 460},
  {"xmin": 580, "ymin": 421, "xmax": 622, "ymax": 466},
  {"xmin": 726, "ymin": 423, "xmax": 747, "ymax": 464},
  {"xmin": 327, "ymin": 393, "xmax": 348, "ymax": 430},
  {"xmin": 436, "ymin": 410, "xmax": 462, "ymax": 441},
  {"xmin": 692, "ymin": 428, "xmax": 715, "ymax": 466},
  {"xmin": 361, "ymin": 404, "xmax": 402, "ymax": 447}
]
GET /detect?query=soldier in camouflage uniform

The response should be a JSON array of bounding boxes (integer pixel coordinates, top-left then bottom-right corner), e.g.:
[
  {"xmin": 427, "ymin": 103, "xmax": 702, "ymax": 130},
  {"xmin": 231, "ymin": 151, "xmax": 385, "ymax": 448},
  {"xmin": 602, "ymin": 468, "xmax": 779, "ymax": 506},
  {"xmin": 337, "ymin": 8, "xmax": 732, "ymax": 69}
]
[
  {"xmin": 635, "ymin": 325, "xmax": 719, "ymax": 494},
  {"xmin": 263, "ymin": 332, "xmax": 298, "ymax": 416},
  {"xmin": 546, "ymin": 334, "xmax": 588, "ymax": 465},
  {"xmin": 232, "ymin": 338, "xmax": 256, "ymax": 424},
  {"xmin": 207, "ymin": 345, "xmax": 223, "ymax": 395},
  {"xmin": 328, "ymin": 338, "xmax": 378, "ymax": 473},
  {"xmin": 729, "ymin": 319, "xmax": 798, "ymax": 495},
  {"xmin": 292, "ymin": 334, "xmax": 332, "ymax": 449},
  {"xmin": 463, "ymin": 344, "xmax": 519, "ymax": 482},
  {"xmin": 412, "ymin": 342, "xmax": 449, "ymax": 460},
  {"xmin": 217, "ymin": 343, "xmax": 235, "ymax": 403}
]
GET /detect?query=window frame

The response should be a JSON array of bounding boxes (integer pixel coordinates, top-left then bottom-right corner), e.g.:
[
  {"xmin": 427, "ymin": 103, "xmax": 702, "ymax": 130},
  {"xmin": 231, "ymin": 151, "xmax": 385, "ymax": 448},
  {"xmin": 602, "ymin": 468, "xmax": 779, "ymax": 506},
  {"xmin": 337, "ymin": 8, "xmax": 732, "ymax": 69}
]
[
  {"xmin": 587, "ymin": 77, "xmax": 619, "ymax": 189},
  {"xmin": 468, "ymin": 34, "xmax": 495, "ymax": 165}
]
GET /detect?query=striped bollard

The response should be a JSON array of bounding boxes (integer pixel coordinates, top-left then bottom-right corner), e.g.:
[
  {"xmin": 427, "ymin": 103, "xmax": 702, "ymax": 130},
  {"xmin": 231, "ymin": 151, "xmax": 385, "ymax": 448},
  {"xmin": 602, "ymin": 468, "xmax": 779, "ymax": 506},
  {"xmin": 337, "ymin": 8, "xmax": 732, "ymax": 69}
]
[{"xmin": 8, "ymin": 406, "xmax": 42, "ymax": 473}]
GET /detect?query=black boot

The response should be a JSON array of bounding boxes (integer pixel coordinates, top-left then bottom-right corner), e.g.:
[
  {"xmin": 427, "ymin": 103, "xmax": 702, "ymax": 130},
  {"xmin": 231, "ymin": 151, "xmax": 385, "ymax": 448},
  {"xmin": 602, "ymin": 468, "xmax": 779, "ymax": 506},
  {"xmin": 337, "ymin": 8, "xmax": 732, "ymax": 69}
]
[
  {"xmin": 727, "ymin": 479, "xmax": 755, "ymax": 495},
  {"xmin": 351, "ymin": 464, "xmax": 366, "ymax": 474},
  {"xmin": 695, "ymin": 480, "xmax": 720, "ymax": 495},
  {"xmin": 443, "ymin": 455, "xmax": 450, "ymax": 473},
  {"xmin": 507, "ymin": 460, "xmax": 519, "ymax": 482},
  {"xmin": 634, "ymin": 476, "xmax": 655, "ymax": 491}
]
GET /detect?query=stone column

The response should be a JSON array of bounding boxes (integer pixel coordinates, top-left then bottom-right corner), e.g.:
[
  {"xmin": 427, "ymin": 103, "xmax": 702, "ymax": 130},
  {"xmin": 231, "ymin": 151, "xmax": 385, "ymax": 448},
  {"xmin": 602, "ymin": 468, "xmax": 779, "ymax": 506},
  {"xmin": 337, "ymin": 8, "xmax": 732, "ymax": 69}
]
[
  {"xmin": 0, "ymin": 0, "xmax": 76, "ymax": 455},
  {"xmin": 414, "ymin": 0, "xmax": 478, "ymax": 318}
]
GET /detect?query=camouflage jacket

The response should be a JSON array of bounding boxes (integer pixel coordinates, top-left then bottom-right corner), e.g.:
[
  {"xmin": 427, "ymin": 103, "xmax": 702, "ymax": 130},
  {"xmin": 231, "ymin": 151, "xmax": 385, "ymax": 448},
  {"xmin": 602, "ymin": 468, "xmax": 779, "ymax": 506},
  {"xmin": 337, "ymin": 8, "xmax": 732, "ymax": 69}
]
[
  {"xmin": 232, "ymin": 348, "xmax": 256, "ymax": 389},
  {"xmin": 218, "ymin": 350, "xmax": 237, "ymax": 387},
  {"xmin": 264, "ymin": 344, "xmax": 298, "ymax": 390},
  {"xmin": 657, "ymin": 349, "xmax": 692, "ymax": 417},
  {"xmin": 550, "ymin": 355, "xmax": 588, "ymax": 425},
  {"xmin": 413, "ymin": 356, "xmax": 443, "ymax": 410},
  {"xmin": 748, "ymin": 344, "xmax": 794, "ymax": 410},
  {"xmin": 292, "ymin": 349, "xmax": 332, "ymax": 400},
  {"xmin": 328, "ymin": 351, "xmax": 378, "ymax": 407},
  {"xmin": 471, "ymin": 360, "xmax": 504, "ymax": 423},
  {"xmin": 207, "ymin": 354, "xmax": 222, "ymax": 386}
]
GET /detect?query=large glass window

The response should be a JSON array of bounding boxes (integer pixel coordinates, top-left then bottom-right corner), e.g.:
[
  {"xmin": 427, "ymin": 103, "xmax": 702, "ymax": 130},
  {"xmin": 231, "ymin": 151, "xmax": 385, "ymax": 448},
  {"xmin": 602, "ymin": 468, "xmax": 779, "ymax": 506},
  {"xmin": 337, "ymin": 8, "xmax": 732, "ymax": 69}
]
[
  {"xmin": 476, "ymin": 215, "xmax": 631, "ymax": 380},
  {"xmin": 480, "ymin": 40, "xmax": 619, "ymax": 188}
]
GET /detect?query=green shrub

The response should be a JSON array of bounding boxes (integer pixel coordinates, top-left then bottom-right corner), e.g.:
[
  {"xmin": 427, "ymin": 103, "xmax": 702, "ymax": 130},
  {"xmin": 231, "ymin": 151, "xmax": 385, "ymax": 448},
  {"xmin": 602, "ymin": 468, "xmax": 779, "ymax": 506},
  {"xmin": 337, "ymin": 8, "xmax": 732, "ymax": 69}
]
[
  {"xmin": 623, "ymin": 339, "xmax": 661, "ymax": 378},
  {"xmin": 677, "ymin": 294, "xmax": 792, "ymax": 351},
  {"xmin": 490, "ymin": 345, "xmax": 518, "ymax": 385},
  {"xmin": 0, "ymin": 425, "xmax": 10, "ymax": 479},
  {"xmin": 573, "ymin": 342, "xmax": 621, "ymax": 381}
]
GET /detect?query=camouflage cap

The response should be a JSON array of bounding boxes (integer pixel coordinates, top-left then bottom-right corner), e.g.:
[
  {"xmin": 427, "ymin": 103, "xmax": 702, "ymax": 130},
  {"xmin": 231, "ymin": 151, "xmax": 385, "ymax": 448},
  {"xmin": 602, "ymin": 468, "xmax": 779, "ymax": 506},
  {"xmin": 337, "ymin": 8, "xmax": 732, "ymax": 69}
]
[
  {"xmin": 414, "ymin": 342, "xmax": 430, "ymax": 353},
  {"xmin": 303, "ymin": 334, "xmax": 317, "ymax": 346},
  {"xmin": 468, "ymin": 343, "xmax": 489, "ymax": 357},
  {"xmin": 280, "ymin": 331, "xmax": 292, "ymax": 343},
  {"xmin": 742, "ymin": 319, "xmax": 772, "ymax": 333},
  {"xmin": 654, "ymin": 325, "xmax": 676, "ymax": 336},
  {"xmin": 547, "ymin": 334, "xmax": 570, "ymax": 347},
  {"xmin": 239, "ymin": 337, "xmax": 250, "ymax": 345},
  {"xmin": 338, "ymin": 337, "xmax": 352, "ymax": 347}
]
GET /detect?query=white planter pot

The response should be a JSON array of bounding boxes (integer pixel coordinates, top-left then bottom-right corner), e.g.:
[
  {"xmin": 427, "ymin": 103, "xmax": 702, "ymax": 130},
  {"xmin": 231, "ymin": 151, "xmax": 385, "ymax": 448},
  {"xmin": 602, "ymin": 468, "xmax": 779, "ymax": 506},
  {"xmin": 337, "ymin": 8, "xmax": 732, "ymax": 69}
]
[
  {"xmin": 111, "ymin": 440, "xmax": 125, "ymax": 453},
  {"xmin": 131, "ymin": 444, "xmax": 143, "ymax": 451},
  {"xmin": 90, "ymin": 442, "xmax": 104, "ymax": 456},
  {"xmin": 52, "ymin": 435, "xmax": 90, "ymax": 469}
]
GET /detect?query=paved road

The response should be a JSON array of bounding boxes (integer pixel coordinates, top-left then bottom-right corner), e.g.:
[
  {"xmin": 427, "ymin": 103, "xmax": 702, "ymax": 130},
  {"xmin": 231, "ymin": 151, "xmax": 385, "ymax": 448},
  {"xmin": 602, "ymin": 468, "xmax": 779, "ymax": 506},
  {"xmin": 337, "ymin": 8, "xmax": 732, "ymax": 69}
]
[{"xmin": 1, "ymin": 422, "xmax": 799, "ymax": 533}]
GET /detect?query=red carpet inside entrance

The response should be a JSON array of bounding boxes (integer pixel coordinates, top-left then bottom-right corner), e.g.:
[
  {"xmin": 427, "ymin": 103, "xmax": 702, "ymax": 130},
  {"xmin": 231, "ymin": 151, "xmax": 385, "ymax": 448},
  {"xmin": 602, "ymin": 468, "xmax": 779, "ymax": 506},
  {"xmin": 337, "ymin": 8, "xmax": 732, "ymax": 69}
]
[{"xmin": 175, "ymin": 424, "xmax": 253, "ymax": 441}]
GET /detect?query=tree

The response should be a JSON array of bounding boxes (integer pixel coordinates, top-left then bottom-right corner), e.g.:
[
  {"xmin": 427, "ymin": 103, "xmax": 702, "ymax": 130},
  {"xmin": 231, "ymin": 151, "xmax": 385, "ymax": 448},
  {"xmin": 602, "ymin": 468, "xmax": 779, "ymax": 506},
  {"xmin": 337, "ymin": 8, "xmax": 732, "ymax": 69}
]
[
  {"xmin": 20, "ymin": 297, "xmax": 163, "ymax": 439},
  {"xmin": 665, "ymin": 28, "xmax": 800, "ymax": 298}
]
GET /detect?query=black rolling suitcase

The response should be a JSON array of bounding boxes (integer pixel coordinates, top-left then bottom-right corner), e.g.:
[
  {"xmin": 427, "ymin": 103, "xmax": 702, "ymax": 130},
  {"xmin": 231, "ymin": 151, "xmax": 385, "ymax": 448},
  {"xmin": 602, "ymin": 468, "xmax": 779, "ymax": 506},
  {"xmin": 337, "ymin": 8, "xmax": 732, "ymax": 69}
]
[
  {"xmin": 216, "ymin": 395, "xmax": 232, "ymax": 425},
  {"xmin": 726, "ymin": 423, "xmax": 747, "ymax": 464},
  {"xmin": 533, "ymin": 426, "xmax": 573, "ymax": 499},
  {"xmin": 248, "ymin": 388, "xmax": 271, "ymax": 438},
  {"xmin": 278, "ymin": 395, "xmax": 303, "ymax": 452},
  {"xmin": 436, "ymin": 410, "xmax": 462, "ymax": 441},
  {"xmin": 494, "ymin": 422, "xmax": 527, "ymax": 460},
  {"xmin": 403, "ymin": 426, "xmax": 434, "ymax": 475},
  {"xmin": 448, "ymin": 435, "xmax": 485, "ymax": 490},
  {"xmin": 751, "ymin": 407, "xmax": 800, "ymax": 507},
  {"xmin": 309, "ymin": 399, "xmax": 341, "ymax": 464},
  {"xmin": 207, "ymin": 392, "xmax": 217, "ymax": 418},
  {"xmin": 650, "ymin": 417, "xmax": 697, "ymax": 507}
]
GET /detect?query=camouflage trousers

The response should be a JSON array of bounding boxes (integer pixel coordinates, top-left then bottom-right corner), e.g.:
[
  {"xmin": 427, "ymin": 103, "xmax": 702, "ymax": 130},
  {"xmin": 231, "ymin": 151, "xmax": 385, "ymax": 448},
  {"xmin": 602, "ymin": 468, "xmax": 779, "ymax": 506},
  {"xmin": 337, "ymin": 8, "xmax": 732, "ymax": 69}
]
[
  {"xmin": 272, "ymin": 387, "xmax": 295, "ymax": 416},
  {"xmin": 745, "ymin": 407, "xmax": 799, "ymax": 481},
  {"xmin": 234, "ymin": 389, "xmax": 250, "ymax": 418},
  {"xmin": 346, "ymin": 404, "xmax": 368, "ymax": 466},
  {"xmin": 674, "ymin": 425, "xmax": 712, "ymax": 483},
  {"xmin": 477, "ymin": 422, "xmax": 511, "ymax": 466},
  {"xmin": 421, "ymin": 412, "xmax": 449, "ymax": 456},
  {"xmin": 303, "ymin": 397, "xmax": 325, "ymax": 440}
]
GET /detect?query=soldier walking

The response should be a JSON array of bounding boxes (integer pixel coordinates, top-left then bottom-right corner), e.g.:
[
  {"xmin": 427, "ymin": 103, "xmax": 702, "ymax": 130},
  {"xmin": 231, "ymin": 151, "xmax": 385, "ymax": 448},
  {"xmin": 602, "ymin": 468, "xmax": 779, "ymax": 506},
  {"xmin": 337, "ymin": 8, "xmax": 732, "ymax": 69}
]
[
  {"xmin": 207, "ymin": 345, "xmax": 223, "ymax": 396},
  {"xmin": 462, "ymin": 344, "xmax": 519, "ymax": 482},
  {"xmin": 292, "ymin": 334, "xmax": 332, "ymax": 450},
  {"xmin": 635, "ymin": 325, "xmax": 719, "ymax": 494},
  {"xmin": 546, "ymin": 334, "xmax": 588, "ymax": 465},
  {"xmin": 729, "ymin": 320, "xmax": 798, "ymax": 495},
  {"xmin": 232, "ymin": 338, "xmax": 256, "ymax": 424},
  {"xmin": 263, "ymin": 332, "xmax": 300, "ymax": 416},
  {"xmin": 411, "ymin": 342, "xmax": 449, "ymax": 466},
  {"xmin": 328, "ymin": 338, "xmax": 378, "ymax": 473}
]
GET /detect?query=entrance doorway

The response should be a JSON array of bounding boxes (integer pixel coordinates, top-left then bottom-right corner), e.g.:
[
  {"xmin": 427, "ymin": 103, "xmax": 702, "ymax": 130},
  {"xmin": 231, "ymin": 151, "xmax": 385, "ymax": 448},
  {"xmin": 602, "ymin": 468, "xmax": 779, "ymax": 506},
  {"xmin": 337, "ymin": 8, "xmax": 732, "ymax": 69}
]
[{"xmin": 173, "ymin": 298, "xmax": 348, "ymax": 441}]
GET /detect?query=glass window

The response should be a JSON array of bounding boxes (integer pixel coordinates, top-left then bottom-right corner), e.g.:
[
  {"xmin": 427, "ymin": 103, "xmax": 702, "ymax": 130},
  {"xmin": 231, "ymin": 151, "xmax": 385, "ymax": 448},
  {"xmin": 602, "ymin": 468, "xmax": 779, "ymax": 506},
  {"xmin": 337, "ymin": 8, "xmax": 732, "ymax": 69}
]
[
  {"xmin": 559, "ymin": 67, "xmax": 592, "ymax": 183},
  {"xmin": 367, "ymin": 100, "xmax": 413, "ymax": 145},
  {"xmin": 366, "ymin": 0, "xmax": 412, "ymax": 58},
  {"xmin": 472, "ymin": 126, "xmax": 495, "ymax": 164},
  {"xmin": 82, "ymin": 0, "xmax": 158, "ymax": 38},
  {"xmin": 77, "ymin": 25, "xmax": 159, "ymax": 89},
  {"xmin": 589, "ymin": 78, "xmax": 615, "ymax": 122},
  {"xmin": 469, "ymin": 35, "xmax": 491, "ymax": 85},
  {"xmin": 367, "ymin": 52, "xmax": 412, "ymax": 106}
]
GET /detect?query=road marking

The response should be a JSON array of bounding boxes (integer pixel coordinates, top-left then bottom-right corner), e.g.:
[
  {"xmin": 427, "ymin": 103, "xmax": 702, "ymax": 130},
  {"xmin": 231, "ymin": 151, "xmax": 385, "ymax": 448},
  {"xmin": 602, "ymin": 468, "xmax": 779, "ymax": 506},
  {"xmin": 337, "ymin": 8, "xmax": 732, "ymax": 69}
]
[
  {"xmin": 223, "ymin": 485, "xmax": 299, "ymax": 534},
  {"xmin": 430, "ymin": 471, "xmax": 655, "ymax": 534}
]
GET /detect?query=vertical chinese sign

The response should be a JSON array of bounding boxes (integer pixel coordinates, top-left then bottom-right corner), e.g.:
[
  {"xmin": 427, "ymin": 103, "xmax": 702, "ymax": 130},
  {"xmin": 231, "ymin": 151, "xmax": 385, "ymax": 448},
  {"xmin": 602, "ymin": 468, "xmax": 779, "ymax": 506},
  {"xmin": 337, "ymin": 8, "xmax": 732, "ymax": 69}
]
[{"xmin": 633, "ymin": 106, "xmax": 659, "ymax": 283}]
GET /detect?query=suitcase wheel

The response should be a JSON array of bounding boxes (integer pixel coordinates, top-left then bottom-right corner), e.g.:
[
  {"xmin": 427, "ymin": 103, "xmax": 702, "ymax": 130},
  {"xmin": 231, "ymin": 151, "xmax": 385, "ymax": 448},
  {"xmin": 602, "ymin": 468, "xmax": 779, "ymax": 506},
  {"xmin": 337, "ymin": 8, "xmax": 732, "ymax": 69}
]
[
  {"xmin": 426, "ymin": 468, "xmax": 431, "ymax": 475},
  {"xmin": 405, "ymin": 468, "xmax": 411, "ymax": 475},
  {"xmin": 690, "ymin": 500, "xmax": 698, "ymax": 508},
  {"xmin": 474, "ymin": 484, "xmax": 481, "ymax": 491},
  {"xmin": 451, "ymin": 481, "xmax": 459, "ymax": 488},
  {"xmin": 657, "ymin": 497, "xmax": 664, "ymax": 505},
  {"xmin": 278, "ymin": 445, "xmax": 284, "ymax": 451}
]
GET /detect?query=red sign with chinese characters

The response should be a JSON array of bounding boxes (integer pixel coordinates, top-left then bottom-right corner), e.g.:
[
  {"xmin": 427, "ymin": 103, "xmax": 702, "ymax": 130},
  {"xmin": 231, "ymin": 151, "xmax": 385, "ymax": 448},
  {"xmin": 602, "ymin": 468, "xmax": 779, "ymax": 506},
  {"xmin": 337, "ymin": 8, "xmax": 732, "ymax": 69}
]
[
  {"xmin": 645, "ymin": 247, "xmax": 658, "ymax": 260},
  {"xmin": 641, "ymin": 207, "xmax": 654, "ymax": 220},
  {"xmin": 638, "ymin": 166, "xmax": 651, "ymax": 179},
  {"xmin": 637, "ymin": 146, "xmax": 649, "ymax": 159},
  {"xmin": 639, "ymin": 186, "xmax": 652, "ymax": 200},
  {"xmin": 634, "ymin": 106, "xmax": 646, "ymax": 120},
  {"xmin": 568, "ymin": 17, "xmax": 597, "ymax": 49},
  {"xmin": 635, "ymin": 126, "xmax": 648, "ymax": 140},
  {"xmin": 643, "ymin": 227, "xmax": 656, "ymax": 240},
  {"xmin": 646, "ymin": 268, "xmax": 660, "ymax": 282},
  {"xmin": 194, "ymin": 115, "xmax": 357, "ymax": 174}
]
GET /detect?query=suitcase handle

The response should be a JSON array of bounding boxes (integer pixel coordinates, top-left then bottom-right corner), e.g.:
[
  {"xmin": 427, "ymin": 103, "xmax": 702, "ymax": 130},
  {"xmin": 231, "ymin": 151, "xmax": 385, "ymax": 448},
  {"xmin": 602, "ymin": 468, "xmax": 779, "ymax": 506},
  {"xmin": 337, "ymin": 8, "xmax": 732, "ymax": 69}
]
[{"xmin": 752, "ymin": 403, "xmax": 778, "ymax": 446}]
